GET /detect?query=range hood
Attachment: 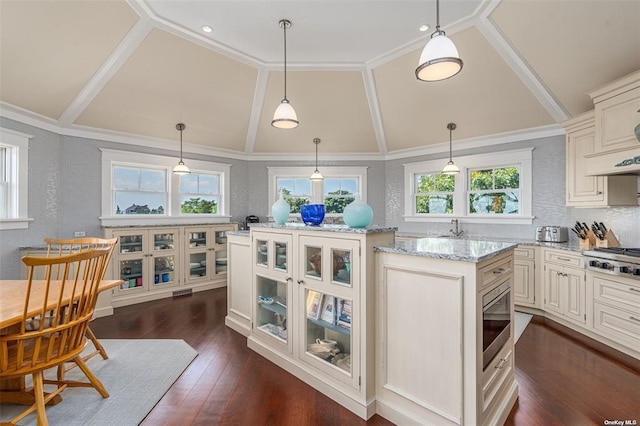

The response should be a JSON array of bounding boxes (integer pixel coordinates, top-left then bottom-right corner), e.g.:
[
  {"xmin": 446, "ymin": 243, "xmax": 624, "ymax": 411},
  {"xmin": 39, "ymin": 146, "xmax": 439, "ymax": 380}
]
[{"xmin": 586, "ymin": 146, "xmax": 640, "ymax": 176}]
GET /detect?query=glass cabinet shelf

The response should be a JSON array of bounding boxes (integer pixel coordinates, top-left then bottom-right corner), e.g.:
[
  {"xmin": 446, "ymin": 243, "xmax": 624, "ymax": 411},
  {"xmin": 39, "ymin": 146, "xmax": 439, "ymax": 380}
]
[{"xmin": 256, "ymin": 276, "xmax": 288, "ymax": 342}]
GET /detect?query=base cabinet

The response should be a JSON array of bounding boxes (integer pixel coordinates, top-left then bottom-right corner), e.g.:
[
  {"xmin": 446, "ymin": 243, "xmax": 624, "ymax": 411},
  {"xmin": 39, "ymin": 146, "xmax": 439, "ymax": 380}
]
[
  {"xmin": 104, "ymin": 224, "xmax": 236, "ymax": 307},
  {"xmin": 590, "ymin": 272, "xmax": 640, "ymax": 352},
  {"xmin": 247, "ymin": 225, "xmax": 395, "ymax": 420},
  {"xmin": 513, "ymin": 246, "xmax": 536, "ymax": 307},
  {"xmin": 543, "ymin": 249, "xmax": 586, "ymax": 326}
]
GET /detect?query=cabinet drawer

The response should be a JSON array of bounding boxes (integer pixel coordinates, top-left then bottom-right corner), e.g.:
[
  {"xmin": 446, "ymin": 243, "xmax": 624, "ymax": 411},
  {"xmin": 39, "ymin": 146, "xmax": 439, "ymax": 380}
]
[
  {"xmin": 593, "ymin": 302, "xmax": 640, "ymax": 350},
  {"xmin": 480, "ymin": 256, "xmax": 513, "ymax": 290},
  {"xmin": 544, "ymin": 250, "xmax": 584, "ymax": 268},
  {"xmin": 482, "ymin": 344, "xmax": 513, "ymax": 412},
  {"xmin": 514, "ymin": 246, "xmax": 535, "ymax": 260},
  {"xmin": 593, "ymin": 274, "xmax": 640, "ymax": 312}
]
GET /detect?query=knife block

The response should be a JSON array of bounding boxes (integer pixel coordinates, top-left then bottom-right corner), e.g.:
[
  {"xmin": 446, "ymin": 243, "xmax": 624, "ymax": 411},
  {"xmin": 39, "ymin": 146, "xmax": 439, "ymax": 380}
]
[
  {"xmin": 595, "ymin": 229, "xmax": 620, "ymax": 248},
  {"xmin": 578, "ymin": 230, "xmax": 597, "ymax": 249}
]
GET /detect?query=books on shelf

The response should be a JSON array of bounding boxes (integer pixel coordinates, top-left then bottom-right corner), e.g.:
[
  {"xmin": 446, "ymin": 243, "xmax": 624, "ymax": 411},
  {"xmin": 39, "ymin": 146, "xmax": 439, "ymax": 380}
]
[
  {"xmin": 306, "ymin": 290, "xmax": 323, "ymax": 320},
  {"xmin": 337, "ymin": 298, "xmax": 352, "ymax": 330},
  {"xmin": 320, "ymin": 296, "xmax": 336, "ymax": 324}
]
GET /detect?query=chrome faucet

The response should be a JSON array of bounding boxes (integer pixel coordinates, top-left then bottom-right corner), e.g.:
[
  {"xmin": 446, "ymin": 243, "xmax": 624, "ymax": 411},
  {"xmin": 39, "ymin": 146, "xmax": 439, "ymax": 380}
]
[{"xmin": 450, "ymin": 219, "xmax": 464, "ymax": 238}]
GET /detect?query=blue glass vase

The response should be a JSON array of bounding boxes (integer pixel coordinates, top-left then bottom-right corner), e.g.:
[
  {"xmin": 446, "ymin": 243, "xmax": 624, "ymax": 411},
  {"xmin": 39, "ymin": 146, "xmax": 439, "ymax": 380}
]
[
  {"xmin": 300, "ymin": 204, "xmax": 325, "ymax": 226},
  {"xmin": 343, "ymin": 197, "xmax": 373, "ymax": 228},
  {"xmin": 271, "ymin": 191, "xmax": 290, "ymax": 225}
]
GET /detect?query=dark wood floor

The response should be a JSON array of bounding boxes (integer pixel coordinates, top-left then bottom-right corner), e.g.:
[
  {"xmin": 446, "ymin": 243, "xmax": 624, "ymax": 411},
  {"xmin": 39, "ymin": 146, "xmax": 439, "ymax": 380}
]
[{"xmin": 91, "ymin": 289, "xmax": 640, "ymax": 425}]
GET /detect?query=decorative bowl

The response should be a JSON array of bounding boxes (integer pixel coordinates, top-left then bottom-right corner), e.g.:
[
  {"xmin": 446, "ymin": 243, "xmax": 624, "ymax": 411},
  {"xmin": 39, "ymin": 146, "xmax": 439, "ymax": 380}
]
[{"xmin": 300, "ymin": 204, "xmax": 325, "ymax": 226}]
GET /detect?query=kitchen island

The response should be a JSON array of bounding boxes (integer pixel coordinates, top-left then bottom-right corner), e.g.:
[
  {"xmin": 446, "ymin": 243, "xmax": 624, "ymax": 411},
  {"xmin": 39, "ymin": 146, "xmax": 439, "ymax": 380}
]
[{"xmin": 374, "ymin": 238, "xmax": 518, "ymax": 425}]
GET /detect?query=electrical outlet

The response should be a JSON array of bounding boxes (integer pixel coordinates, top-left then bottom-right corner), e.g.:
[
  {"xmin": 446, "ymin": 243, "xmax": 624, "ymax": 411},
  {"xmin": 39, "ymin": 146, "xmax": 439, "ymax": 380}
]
[{"xmin": 74, "ymin": 231, "xmax": 86, "ymax": 237}]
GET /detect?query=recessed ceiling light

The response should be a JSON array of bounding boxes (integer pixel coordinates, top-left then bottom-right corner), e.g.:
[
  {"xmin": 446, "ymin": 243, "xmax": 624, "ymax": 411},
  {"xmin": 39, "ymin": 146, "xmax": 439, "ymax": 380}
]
[
  {"xmin": 419, "ymin": 24, "xmax": 430, "ymax": 32},
  {"xmin": 202, "ymin": 25, "xmax": 213, "ymax": 33}
]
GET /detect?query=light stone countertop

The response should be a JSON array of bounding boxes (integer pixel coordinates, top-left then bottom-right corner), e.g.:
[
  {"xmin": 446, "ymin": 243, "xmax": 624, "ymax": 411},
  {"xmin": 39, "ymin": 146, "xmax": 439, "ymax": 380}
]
[
  {"xmin": 395, "ymin": 233, "xmax": 585, "ymax": 254},
  {"xmin": 375, "ymin": 237, "xmax": 517, "ymax": 263},
  {"xmin": 249, "ymin": 223, "xmax": 397, "ymax": 234},
  {"xmin": 227, "ymin": 230, "xmax": 250, "ymax": 237}
]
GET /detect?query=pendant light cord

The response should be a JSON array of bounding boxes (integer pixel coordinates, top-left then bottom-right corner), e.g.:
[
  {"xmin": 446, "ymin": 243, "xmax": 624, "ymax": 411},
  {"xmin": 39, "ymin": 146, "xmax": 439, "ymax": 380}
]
[
  {"xmin": 176, "ymin": 123, "xmax": 186, "ymax": 163},
  {"xmin": 314, "ymin": 137, "xmax": 319, "ymax": 172},
  {"xmin": 283, "ymin": 20, "xmax": 288, "ymax": 101}
]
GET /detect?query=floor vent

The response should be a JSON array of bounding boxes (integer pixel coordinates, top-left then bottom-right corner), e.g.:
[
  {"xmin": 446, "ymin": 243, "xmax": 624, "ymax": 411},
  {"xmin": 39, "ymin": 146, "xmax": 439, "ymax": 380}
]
[{"xmin": 173, "ymin": 288, "xmax": 193, "ymax": 297}]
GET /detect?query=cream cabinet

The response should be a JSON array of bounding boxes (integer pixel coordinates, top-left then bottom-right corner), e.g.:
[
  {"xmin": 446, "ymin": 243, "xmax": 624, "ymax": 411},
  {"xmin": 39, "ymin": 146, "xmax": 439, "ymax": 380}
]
[
  {"xmin": 564, "ymin": 111, "xmax": 638, "ymax": 207},
  {"xmin": 513, "ymin": 246, "xmax": 536, "ymax": 307},
  {"xmin": 590, "ymin": 272, "xmax": 640, "ymax": 353},
  {"xmin": 104, "ymin": 224, "xmax": 236, "ymax": 307},
  {"xmin": 543, "ymin": 249, "xmax": 586, "ymax": 325},
  {"xmin": 247, "ymin": 225, "xmax": 395, "ymax": 420},
  {"xmin": 590, "ymin": 70, "xmax": 640, "ymax": 154},
  {"xmin": 225, "ymin": 232, "xmax": 251, "ymax": 336},
  {"xmin": 184, "ymin": 225, "xmax": 235, "ymax": 285}
]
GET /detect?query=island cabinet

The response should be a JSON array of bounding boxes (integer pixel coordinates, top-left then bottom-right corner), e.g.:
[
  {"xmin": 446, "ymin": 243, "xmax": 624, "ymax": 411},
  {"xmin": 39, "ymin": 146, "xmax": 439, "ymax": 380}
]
[
  {"xmin": 374, "ymin": 239, "xmax": 518, "ymax": 426},
  {"xmin": 246, "ymin": 224, "xmax": 395, "ymax": 420},
  {"xmin": 225, "ymin": 231, "xmax": 251, "ymax": 336},
  {"xmin": 104, "ymin": 224, "xmax": 236, "ymax": 307}
]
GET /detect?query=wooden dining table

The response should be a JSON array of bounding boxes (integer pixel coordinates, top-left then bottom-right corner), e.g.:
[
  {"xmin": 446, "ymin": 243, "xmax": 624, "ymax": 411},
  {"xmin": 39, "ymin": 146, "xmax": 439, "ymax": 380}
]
[{"xmin": 0, "ymin": 278, "xmax": 122, "ymax": 406}]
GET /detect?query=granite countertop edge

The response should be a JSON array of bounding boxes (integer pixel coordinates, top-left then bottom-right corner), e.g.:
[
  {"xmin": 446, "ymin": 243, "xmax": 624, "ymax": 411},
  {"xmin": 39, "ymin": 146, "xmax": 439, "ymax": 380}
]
[
  {"xmin": 249, "ymin": 223, "xmax": 397, "ymax": 234},
  {"xmin": 375, "ymin": 239, "xmax": 518, "ymax": 263}
]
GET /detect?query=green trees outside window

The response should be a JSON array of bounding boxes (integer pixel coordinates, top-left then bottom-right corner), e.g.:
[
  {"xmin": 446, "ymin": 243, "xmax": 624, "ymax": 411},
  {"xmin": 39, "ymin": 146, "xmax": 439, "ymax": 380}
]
[
  {"xmin": 415, "ymin": 173, "xmax": 455, "ymax": 214},
  {"xmin": 469, "ymin": 166, "xmax": 520, "ymax": 214}
]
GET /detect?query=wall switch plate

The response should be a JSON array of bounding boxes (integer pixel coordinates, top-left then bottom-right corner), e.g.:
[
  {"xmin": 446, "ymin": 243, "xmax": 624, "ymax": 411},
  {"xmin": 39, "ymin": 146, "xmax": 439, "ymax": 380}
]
[{"xmin": 74, "ymin": 231, "xmax": 86, "ymax": 237}]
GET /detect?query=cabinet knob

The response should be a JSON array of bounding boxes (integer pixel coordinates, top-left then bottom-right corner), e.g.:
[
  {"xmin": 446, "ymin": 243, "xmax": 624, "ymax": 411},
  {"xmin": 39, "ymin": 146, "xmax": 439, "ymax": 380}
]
[
  {"xmin": 286, "ymin": 277, "xmax": 292, "ymax": 282},
  {"xmin": 495, "ymin": 358, "xmax": 507, "ymax": 369},
  {"xmin": 297, "ymin": 279, "xmax": 304, "ymax": 285},
  {"xmin": 596, "ymin": 191, "xmax": 603, "ymax": 195}
]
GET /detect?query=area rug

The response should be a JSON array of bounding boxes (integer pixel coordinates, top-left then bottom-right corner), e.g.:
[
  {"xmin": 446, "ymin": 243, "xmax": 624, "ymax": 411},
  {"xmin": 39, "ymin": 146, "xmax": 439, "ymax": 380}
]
[
  {"xmin": 0, "ymin": 339, "xmax": 197, "ymax": 426},
  {"xmin": 514, "ymin": 312, "xmax": 533, "ymax": 344}
]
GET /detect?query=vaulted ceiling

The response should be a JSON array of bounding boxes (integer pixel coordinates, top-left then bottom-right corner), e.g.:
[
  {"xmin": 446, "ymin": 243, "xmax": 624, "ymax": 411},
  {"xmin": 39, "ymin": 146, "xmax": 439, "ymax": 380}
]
[{"xmin": 1, "ymin": 0, "xmax": 639, "ymax": 159}]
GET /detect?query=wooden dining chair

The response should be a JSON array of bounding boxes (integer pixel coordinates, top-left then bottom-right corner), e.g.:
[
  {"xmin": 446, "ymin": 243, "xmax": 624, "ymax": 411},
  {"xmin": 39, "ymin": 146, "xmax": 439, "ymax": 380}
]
[
  {"xmin": 0, "ymin": 248, "xmax": 112, "ymax": 426},
  {"xmin": 44, "ymin": 237, "xmax": 117, "ymax": 363}
]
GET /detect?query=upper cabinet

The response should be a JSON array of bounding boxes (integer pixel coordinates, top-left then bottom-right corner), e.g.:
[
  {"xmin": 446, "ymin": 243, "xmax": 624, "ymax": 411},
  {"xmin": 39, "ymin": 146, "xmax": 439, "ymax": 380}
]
[
  {"xmin": 564, "ymin": 111, "xmax": 638, "ymax": 207},
  {"xmin": 584, "ymin": 70, "xmax": 640, "ymax": 176},
  {"xmin": 590, "ymin": 71, "xmax": 640, "ymax": 155}
]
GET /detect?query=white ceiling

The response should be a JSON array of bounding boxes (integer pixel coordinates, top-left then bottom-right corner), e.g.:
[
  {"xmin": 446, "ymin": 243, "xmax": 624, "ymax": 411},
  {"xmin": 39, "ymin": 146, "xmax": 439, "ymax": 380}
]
[{"xmin": 1, "ymin": 0, "xmax": 639, "ymax": 159}]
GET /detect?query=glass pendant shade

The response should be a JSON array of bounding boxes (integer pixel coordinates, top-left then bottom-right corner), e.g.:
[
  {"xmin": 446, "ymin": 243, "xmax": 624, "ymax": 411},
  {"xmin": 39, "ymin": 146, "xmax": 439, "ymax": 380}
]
[
  {"xmin": 442, "ymin": 161, "xmax": 460, "ymax": 175},
  {"xmin": 310, "ymin": 170, "xmax": 324, "ymax": 181},
  {"xmin": 172, "ymin": 123, "xmax": 190, "ymax": 175},
  {"xmin": 416, "ymin": 32, "xmax": 463, "ymax": 81},
  {"xmin": 173, "ymin": 161, "xmax": 190, "ymax": 175},
  {"xmin": 272, "ymin": 99, "xmax": 298, "ymax": 129}
]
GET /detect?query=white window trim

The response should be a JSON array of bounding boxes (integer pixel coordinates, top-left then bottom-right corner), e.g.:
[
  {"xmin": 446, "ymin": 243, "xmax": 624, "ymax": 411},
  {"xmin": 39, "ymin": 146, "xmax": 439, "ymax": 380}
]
[
  {"xmin": 0, "ymin": 128, "xmax": 33, "ymax": 230},
  {"xmin": 403, "ymin": 148, "xmax": 534, "ymax": 224},
  {"xmin": 100, "ymin": 149, "xmax": 231, "ymax": 227},
  {"xmin": 267, "ymin": 166, "xmax": 368, "ymax": 218}
]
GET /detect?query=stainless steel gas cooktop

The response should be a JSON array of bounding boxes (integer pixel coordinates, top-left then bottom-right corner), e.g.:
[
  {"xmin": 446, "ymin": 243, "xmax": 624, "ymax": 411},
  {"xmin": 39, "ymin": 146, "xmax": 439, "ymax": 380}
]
[{"xmin": 583, "ymin": 247, "xmax": 640, "ymax": 280}]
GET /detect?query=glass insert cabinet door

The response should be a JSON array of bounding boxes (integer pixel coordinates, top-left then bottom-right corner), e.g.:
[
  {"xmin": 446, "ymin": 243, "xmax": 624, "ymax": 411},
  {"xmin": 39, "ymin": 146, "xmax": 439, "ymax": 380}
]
[
  {"xmin": 253, "ymin": 232, "xmax": 292, "ymax": 279},
  {"xmin": 304, "ymin": 289, "xmax": 353, "ymax": 379},
  {"xmin": 153, "ymin": 232, "xmax": 177, "ymax": 286},
  {"xmin": 255, "ymin": 275, "xmax": 290, "ymax": 346},
  {"xmin": 116, "ymin": 232, "xmax": 146, "ymax": 291},
  {"xmin": 186, "ymin": 229, "xmax": 209, "ymax": 280},
  {"xmin": 301, "ymin": 237, "xmax": 358, "ymax": 289}
]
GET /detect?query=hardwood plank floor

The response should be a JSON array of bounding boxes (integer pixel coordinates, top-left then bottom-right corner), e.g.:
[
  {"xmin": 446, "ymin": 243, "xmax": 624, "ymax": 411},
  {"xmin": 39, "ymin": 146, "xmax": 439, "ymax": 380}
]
[{"xmin": 91, "ymin": 289, "xmax": 640, "ymax": 425}]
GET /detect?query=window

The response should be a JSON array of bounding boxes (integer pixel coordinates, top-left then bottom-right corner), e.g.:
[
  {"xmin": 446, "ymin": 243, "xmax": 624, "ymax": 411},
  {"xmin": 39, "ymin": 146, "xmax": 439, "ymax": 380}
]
[
  {"xmin": 101, "ymin": 149, "xmax": 231, "ymax": 226},
  {"xmin": 276, "ymin": 177, "xmax": 312, "ymax": 213},
  {"xmin": 268, "ymin": 167, "xmax": 368, "ymax": 217},
  {"xmin": 323, "ymin": 178, "xmax": 357, "ymax": 214},
  {"xmin": 113, "ymin": 166, "xmax": 166, "ymax": 215},
  {"xmin": 180, "ymin": 173, "xmax": 221, "ymax": 214},
  {"xmin": 414, "ymin": 173, "xmax": 455, "ymax": 214},
  {"xmin": 404, "ymin": 148, "xmax": 533, "ymax": 224},
  {"xmin": 468, "ymin": 166, "xmax": 520, "ymax": 215},
  {"xmin": 0, "ymin": 128, "xmax": 32, "ymax": 230}
]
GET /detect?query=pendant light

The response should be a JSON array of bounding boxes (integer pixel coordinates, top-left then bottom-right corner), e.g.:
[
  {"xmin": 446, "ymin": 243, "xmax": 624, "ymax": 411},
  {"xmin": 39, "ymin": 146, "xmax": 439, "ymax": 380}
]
[
  {"xmin": 442, "ymin": 122, "xmax": 460, "ymax": 175},
  {"xmin": 310, "ymin": 138, "xmax": 323, "ymax": 181},
  {"xmin": 415, "ymin": 0, "xmax": 463, "ymax": 82},
  {"xmin": 272, "ymin": 19, "xmax": 298, "ymax": 129},
  {"xmin": 172, "ymin": 123, "xmax": 190, "ymax": 175}
]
